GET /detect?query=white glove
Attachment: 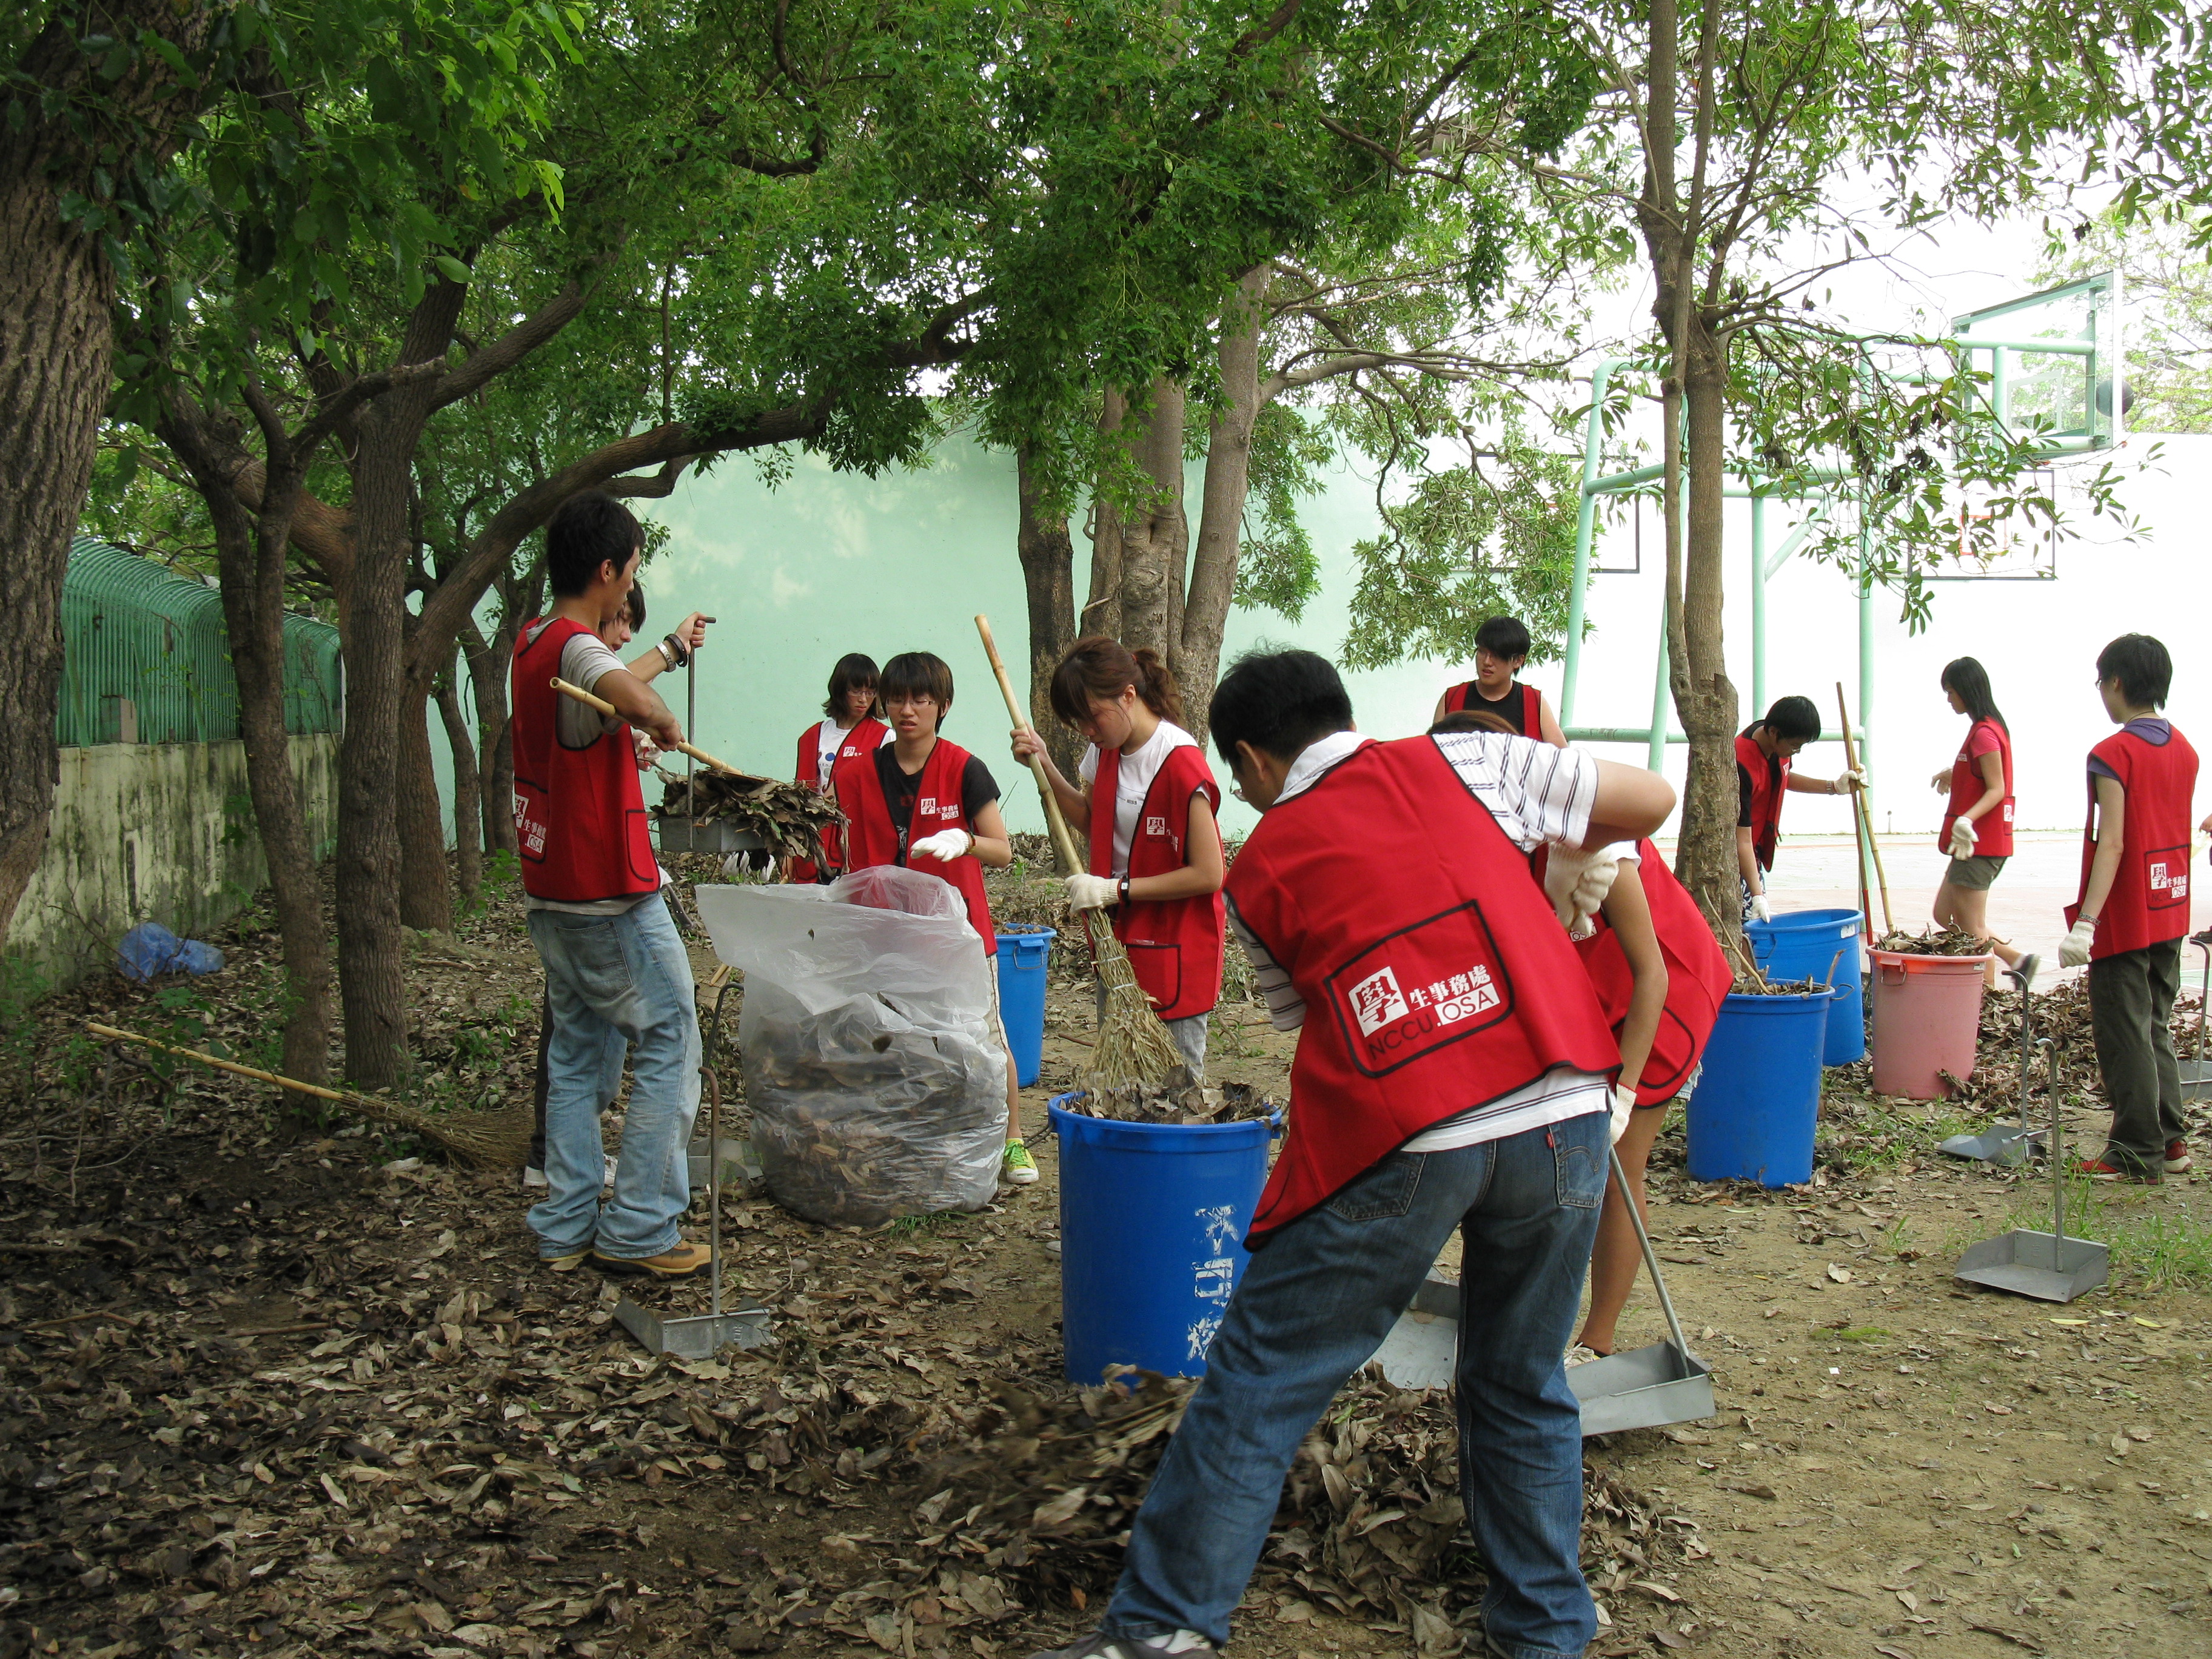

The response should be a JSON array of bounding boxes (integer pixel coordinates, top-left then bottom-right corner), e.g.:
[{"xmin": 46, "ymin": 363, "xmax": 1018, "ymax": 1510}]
[
  {"xmin": 1837, "ymin": 767, "xmax": 1867, "ymax": 793},
  {"xmin": 1748, "ymin": 893, "xmax": 1772, "ymax": 923},
  {"xmin": 1543, "ymin": 845, "xmax": 1618, "ymax": 934},
  {"xmin": 1946, "ymin": 817, "xmax": 1977, "ymax": 860},
  {"xmin": 910, "ymin": 828, "xmax": 971, "ymax": 863},
  {"xmin": 2059, "ymin": 916, "xmax": 2096, "ymax": 968},
  {"xmin": 1065, "ymin": 873, "xmax": 1119, "ymax": 911},
  {"xmin": 1609, "ymin": 1083, "xmax": 1635, "ymax": 1145}
]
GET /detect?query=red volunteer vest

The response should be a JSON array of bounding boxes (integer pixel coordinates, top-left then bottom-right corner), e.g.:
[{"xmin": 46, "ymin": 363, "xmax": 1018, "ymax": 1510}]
[
  {"xmin": 510, "ymin": 618, "xmax": 660, "ymax": 904},
  {"xmin": 2068, "ymin": 725, "xmax": 2199, "ymax": 960},
  {"xmin": 1940, "ymin": 717, "xmax": 2014, "ymax": 858},
  {"xmin": 1085, "ymin": 742, "xmax": 1226, "ymax": 1022},
  {"xmin": 1735, "ymin": 729, "xmax": 1791, "ymax": 871},
  {"xmin": 792, "ymin": 716, "xmax": 887, "ymax": 882},
  {"xmin": 1225, "ymin": 737, "xmax": 1621, "ymax": 1239},
  {"xmin": 1444, "ymin": 679, "xmax": 1540, "ymax": 736},
  {"xmin": 1567, "ymin": 841, "xmax": 1733, "ymax": 1105},
  {"xmin": 835, "ymin": 738, "xmax": 996, "ymax": 954}
]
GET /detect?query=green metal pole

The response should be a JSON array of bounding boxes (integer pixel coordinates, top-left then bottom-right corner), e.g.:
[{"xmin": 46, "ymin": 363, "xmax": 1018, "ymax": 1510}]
[
  {"xmin": 1648, "ymin": 594, "xmax": 1671, "ymax": 774},
  {"xmin": 1751, "ymin": 493, "xmax": 1768, "ymax": 717},
  {"xmin": 1563, "ymin": 361, "xmax": 1618, "ymax": 728}
]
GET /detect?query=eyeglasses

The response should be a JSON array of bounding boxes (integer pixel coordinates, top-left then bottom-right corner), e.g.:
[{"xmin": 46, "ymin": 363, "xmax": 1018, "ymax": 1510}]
[{"xmin": 1227, "ymin": 781, "xmax": 1248, "ymax": 803}]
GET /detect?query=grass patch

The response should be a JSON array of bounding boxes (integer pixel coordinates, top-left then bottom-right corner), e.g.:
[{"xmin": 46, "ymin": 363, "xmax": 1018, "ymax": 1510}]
[
  {"xmin": 883, "ymin": 1210, "xmax": 975, "ymax": 1238},
  {"xmin": 1816, "ymin": 1091, "xmax": 1980, "ymax": 1173},
  {"xmin": 1833, "ymin": 1326, "xmax": 1896, "ymax": 1342},
  {"xmin": 1999, "ymin": 1169, "xmax": 2212, "ymax": 1292}
]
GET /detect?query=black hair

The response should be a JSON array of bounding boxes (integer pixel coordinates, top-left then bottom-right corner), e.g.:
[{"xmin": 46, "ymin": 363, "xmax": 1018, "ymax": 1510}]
[
  {"xmin": 625, "ymin": 581, "xmax": 646, "ymax": 631},
  {"xmin": 1940, "ymin": 656, "xmax": 2004, "ymax": 731},
  {"xmin": 1474, "ymin": 615, "xmax": 1532, "ymax": 663},
  {"xmin": 823, "ymin": 653, "xmax": 881, "ymax": 720},
  {"xmin": 1210, "ymin": 648, "xmax": 1354, "ymax": 765},
  {"xmin": 1758, "ymin": 695, "xmax": 1822, "ymax": 743},
  {"xmin": 546, "ymin": 491, "xmax": 643, "ymax": 597},
  {"xmin": 1429, "ymin": 708, "xmax": 1517, "ymax": 737},
  {"xmin": 879, "ymin": 651, "xmax": 954, "ymax": 722},
  {"xmin": 2096, "ymin": 634, "xmax": 2172, "ymax": 709}
]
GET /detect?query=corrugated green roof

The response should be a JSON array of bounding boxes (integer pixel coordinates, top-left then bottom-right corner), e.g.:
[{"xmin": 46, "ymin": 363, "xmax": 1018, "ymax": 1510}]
[{"xmin": 59, "ymin": 535, "xmax": 343, "ymax": 746}]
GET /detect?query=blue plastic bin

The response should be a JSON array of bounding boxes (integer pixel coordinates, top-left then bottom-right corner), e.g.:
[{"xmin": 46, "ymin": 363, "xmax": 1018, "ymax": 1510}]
[
  {"xmin": 1048, "ymin": 1094, "xmax": 1273, "ymax": 1384},
  {"xmin": 1745, "ymin": 907, "xmax": 1866, "ymax": 1064},
  {"xmin": 994, "ymin": 926, "xmax": 1057, "ymax": 1087},
  {"xmin": 1684, "ymin": 988, "xmax": 1834, "ymax": 1187}
]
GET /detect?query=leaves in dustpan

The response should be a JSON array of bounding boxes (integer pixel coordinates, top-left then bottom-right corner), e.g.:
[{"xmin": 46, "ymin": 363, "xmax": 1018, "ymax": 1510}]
[{"xmin": 657, "ymin": 772, "xmax": 844, "ymax": 867}]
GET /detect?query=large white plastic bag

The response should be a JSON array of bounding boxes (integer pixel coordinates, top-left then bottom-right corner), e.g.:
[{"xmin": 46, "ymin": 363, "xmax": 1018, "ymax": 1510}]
[{"xmin": 694, "ymin": 868, "xmax": 1006, "ymax": 1225}]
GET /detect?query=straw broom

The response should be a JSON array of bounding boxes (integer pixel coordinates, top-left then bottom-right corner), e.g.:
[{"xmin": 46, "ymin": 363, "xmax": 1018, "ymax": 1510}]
[
  {"xmin": 974, "ymin": 615, "xmax": 1185, "ymax": 1092},
  {"xmin": 87, "ymin": 1022, "xmax": 534, "ymax": 1168}
]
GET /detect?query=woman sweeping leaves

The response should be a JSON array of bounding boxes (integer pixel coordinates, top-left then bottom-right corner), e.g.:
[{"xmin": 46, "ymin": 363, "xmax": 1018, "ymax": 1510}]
[
  {"xmin": 788, "ymin": 652, "xmax": 889, "ymax": 883},
  {"xmin": 1926, "ymin": 656, "xmax": 2031, "ymax": 987},
  {"xmin": 1010, "ymin": 638, "xmax": 1226, "ymax": 1079}
]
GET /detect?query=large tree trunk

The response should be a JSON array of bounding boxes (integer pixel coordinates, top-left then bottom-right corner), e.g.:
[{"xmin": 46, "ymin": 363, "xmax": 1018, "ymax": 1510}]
[
  {"xmin": 1081, "ymin": 390, "xmax": 1127, "ymax": 638},
  {"xmin": 1014, "ymin": 444, "xmax": 1084, "ymax": 782},
  {"xmin": 1670, "ymin": 323, "xmax": 1741, "ymax": 939},
  {"xmin": 1115, "ymin": 377, "xmax": 1189, "ymax": 659},
  {"xmin": 1178, "ymin": 268, "xmax": 1269, "ymax": 745},
  {"xmin": 396, "ymin": 679, "xmax": 455, "ymax": 933},
  {"xmin": 460, "ymin": 621, "xmax": 516, "ymax": 858},
  {"xmin": 0, "ymin": 5, "xmax": 215, "ymax": 948},
  {"xmin": 434, "ymin": 669, "xmax": 484, "ymax": 903},
  {"xmin": 156, "ymin": 397, "xmax": 335, "ymax": 1096}
]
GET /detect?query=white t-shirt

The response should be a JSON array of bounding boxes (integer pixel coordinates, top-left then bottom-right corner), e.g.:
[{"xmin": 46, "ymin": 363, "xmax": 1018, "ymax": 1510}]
[
  {"xmin": 1224, "ymin": 729, "xmax": 1610, "ymax": 1152},
  {"xmin": 1078, "ymin": 720, "xmax": 1204, "ymax": 875}
]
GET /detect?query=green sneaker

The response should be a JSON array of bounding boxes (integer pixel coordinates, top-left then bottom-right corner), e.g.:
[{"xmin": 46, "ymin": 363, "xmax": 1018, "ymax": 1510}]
[{"xmin": 1000, "ymin": 1141, "xmax": 1039, "ymax": 1186}]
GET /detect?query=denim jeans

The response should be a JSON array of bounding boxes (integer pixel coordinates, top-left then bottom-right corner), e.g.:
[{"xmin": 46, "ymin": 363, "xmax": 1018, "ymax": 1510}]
[
  {"xmin": 526, "ymin": 897, "xmax": 700, "ymax": 1259},
  {"xmin": 529, "ymin": 984, "xmax": 626, "ymax": 1170},
  {"xmin": 1105, "ymin": 1110, "xmax": 1608, "ymax": 1659}
]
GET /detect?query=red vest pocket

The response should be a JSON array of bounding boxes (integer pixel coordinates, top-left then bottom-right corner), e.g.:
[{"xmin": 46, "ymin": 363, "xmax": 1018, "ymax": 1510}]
[
  {"xmin": 1323, "ymin": 902, "xmax": 1513, "ymax": 1079},
  {"xmin": 1122, "ymin": 940, "xmax": 1183, "ymax": 1016},
  {"xmin": 625, "ymin": 808, "xmax": 659, "ymax": 885},
  {"xmin": 515, "ymin": 779, "xmax": 552, "ymax": 863},
  {"xmin": 2145, "ymin": 845, "xmax": 2191, "ymax": 909}
]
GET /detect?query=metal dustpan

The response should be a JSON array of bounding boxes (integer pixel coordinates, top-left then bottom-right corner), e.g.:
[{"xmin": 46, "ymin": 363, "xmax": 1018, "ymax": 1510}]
[
  {"xmin": 617, "ymin": 976, "xmax": 773, "ymax": 1358},
  {"xmin": 1941, "ymin": 956, "xmax": 2044, "ymax": 1166},
  {"xmin": 1374, "ymin": 1272, "xmax": 1460, "ymax": 1392},
  {"xmin": 2179, "ymin": 933, "xmax": 2212, "ymax": 1099},
  {"xmin": 1568, "ymin": 1144, "xmax": 1714, "ymax": 1436},
  {"xmin": 1953, "ymin": 1037, "xmax": 2108, "ymax": 1302}
]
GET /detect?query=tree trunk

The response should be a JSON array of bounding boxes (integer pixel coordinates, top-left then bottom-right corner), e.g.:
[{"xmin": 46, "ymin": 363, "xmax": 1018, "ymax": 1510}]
[
  {"xmin": 1014, "ymin": 444, "xmax": 1083, "ymax": 782},
  {"xmin": 460, "ymin": 621, "xmax": 517, "ymax": 858},
  {"xmin": 0, "ymin": 5, "xmax": 215, "ymax": 949},
  {"xmin": 1671, "ymin": 323, "xmax": 1741, "ymax": 939},
  {"xmin": 155, "ymin": 396, "xmax": 335, "ymax": 1096},
  {"xmin": 1115, "ymin": 377, "xmax": 1189, "ymax": 660},
  {"xmin": 395, "ymin": 675, "xmax": 455, "ymax": 933},
  {"xmin": 434, "ymin": 669, "xmax": 484, "ymax": 903},
  {"xmin": 1081, "ymin": 390, "xmax": 1127, "ymax": 639},
  {"xmin": 1178, "ymin": 268, "xmax": 1269, "ymax": 745}
]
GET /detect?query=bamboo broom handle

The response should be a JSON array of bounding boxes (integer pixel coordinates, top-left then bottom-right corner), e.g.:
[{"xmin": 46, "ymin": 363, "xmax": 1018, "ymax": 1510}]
[
  {"xmin": 550, "ymin": 677, "xmax": 767, "ymax": 783},
  {"xmin": 89, "ymin": 1022, "xmax": 367, "ymax": 1107},
  {"xmin": 974, "ymin": 615, "xmax": 1086, "ymax": 879},
  {"xmin": 1835, "ymin": 682, "xmax": 1892, "ymax": 934}
]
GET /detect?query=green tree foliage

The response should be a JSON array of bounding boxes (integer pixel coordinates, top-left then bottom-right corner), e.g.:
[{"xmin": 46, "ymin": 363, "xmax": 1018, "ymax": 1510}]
[{"xmin": 2039, "ymin": 207, "xmax": 2212, "ymax": 435}]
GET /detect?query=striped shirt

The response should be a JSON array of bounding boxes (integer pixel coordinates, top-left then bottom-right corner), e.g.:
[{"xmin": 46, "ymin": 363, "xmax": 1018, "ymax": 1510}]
[{"xmin": 1225, "ymin": 729, "xmax": 1610, "ymax": 1151}]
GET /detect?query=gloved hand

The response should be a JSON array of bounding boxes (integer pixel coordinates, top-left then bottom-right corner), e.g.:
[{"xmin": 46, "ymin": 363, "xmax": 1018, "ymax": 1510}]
[
  {"xmin": 1946, "ymin": 817, "xmax": 1977, "ymax": 860},
  {"xmin": 1543, "ymin": 845, "xmax": 1618, "ymax": 934},
  {"xmin": 910, "ymin": 828, "xmax": 972, "ymax": 863},
  {"xmin": 1748, "ymin": 892, "xmax": 1772, "ymax": 923},
  {"xmin": 1837, "ymin": 766, "xmax": 1868, "ymax": 793},
  {"xmin": 1609, "ymin": 1083, "xmax": 1635, "ymax": 1146},
  {"xmin": 2059, "ymin": 915, "xmax": 2096, "ymax": 968},
  {"xmin": 1065, "ymin": 872, "xmax": 1119, "ymax": 911}
]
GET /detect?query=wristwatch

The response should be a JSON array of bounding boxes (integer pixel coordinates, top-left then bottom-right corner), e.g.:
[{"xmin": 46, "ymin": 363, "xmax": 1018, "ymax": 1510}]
[{"xmin": 1118, "ymin": 875, "xmax": 1131, "ymax": 905}]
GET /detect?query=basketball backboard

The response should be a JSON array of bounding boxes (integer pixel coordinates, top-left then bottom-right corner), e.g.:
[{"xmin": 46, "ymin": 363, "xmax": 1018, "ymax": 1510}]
[{"xmin": 1951, "ymin": 273, "xmax": 2124, "ymax": 458}]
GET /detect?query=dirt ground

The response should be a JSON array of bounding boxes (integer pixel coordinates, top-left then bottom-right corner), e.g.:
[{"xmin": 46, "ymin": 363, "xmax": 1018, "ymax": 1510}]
[{"xmin": 2, "ymin": 866, "xmax": 2209, "ymax": 1659}]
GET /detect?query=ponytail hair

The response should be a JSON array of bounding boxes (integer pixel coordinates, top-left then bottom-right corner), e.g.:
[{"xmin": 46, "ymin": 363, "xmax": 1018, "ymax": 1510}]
[
  {"xmin": 1940, "ymin": 656, "xmax": 2006, "ymax": 732},
  {"xmin": 1049, "ymin": 635, "xmax": 1185, "ymax": 730}
]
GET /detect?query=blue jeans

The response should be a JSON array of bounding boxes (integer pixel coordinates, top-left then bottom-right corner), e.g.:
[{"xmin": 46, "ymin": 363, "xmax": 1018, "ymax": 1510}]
[
  {"xmin": 1105, "ymin": 1111, "xmax": 1608, "ymax": 1659},
  {"xmin": 526, "ymin": 897, "xmax": 700, "ymax": 1259}
]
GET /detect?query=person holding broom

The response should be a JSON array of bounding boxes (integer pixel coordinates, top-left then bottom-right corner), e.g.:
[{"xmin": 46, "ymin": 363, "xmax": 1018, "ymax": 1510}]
[
  {"xmin": 1925, "ymin": 657, "xmax": 2031, "ymax": 987},
  {"xmin": 1031, "ymin": 649, "xmax": 1674, "ymax": 1659},
  {"xmin": 833, "ymin": 650, "xmax": 1037, "ymax": 1187},
  {"xmin": 511, "ymin": 492, "xmax": 708, "ymax": 1278},
  {"xmin": 1008, "ymin": 638, "xmax": 1225, "ymax": 1079},
  {"xmin": 788, "ymin": 653, "xmax": 888, "ymax": 883},
  {"xmin": 1736, "ymin": 694, "xmax": 1865, "ymax": 922}
]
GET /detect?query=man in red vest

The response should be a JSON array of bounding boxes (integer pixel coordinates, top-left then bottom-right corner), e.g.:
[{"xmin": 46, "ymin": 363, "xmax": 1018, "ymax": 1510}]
[
  {"xmin": 2059, "ymin": 634, "xmax": 2200, "ymax": 1181},
  {"xmin": 511, "ymin": 492, "xmax": 708, "ymax": 1278},
  {"xmin": 1032, "ymin": 650, "xmax": 1674, "ymax": 1659},
  {"xmin": 1735, "ymin": 694, "xmax": 1863, "ymax": 922}
]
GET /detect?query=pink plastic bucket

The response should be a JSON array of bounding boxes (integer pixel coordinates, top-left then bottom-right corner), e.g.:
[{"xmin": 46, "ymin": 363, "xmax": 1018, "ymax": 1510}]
[{"xmin": 1868, "ymin": 950, "xmax": 1992, "ymax": 1098}]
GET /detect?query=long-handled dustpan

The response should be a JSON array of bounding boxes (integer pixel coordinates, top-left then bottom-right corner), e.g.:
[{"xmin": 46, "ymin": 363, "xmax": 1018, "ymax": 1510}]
[
  {"xmin": 1941, "ymin": 954, "xmax": 2043, "ymax": 1165},
  {"xmin": 1952, "ymin": 1037, "xmax": 2108, "ymax": 1302},
  {"xmin": 2180, "ymin": 931, "xmax": 2212, "ymax": 1100},
  {"xmin": 615, "ymin": 1057, "xmax": 774, "ymax": 1358},
  {"xmin": 1568, "ymin": 1145, "xmax": 1715, "ymax": 1436}
]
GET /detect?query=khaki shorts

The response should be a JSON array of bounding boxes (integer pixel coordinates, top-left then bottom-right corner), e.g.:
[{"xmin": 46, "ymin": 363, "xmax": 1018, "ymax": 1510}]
[{"xmin": 1943, "ymin": 854, "xmax": 2008, "ymax": 892}]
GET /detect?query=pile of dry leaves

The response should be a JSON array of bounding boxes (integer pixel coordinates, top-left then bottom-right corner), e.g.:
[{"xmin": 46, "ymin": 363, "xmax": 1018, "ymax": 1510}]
[
  {"xmin": 1871, "ymin": 925, "xmax": 1989, "ymax": 958},
  {"xmin": 655, "ymin": 773, "xmax": 843, "ymax": 868},
  {"xmin": 1056, "ymin": 1082, "xmax": 1277, "ymax": 1126}
]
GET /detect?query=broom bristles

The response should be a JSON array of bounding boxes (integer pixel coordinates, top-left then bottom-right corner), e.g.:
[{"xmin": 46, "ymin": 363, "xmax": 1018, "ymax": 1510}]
[{"xmin": 1084, "ymin": 911, "xmax": 1185, "ymax": 1092}]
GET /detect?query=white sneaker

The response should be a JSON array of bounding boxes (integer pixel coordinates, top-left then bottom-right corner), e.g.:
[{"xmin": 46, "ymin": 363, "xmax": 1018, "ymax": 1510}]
[
  {"xmin": 1565, "ymin": 1344, "xmax": 1607, "ymax": 1368},
  {"xmin": 522, "ymin": 1166, "xmax": 548, "ymax": 1191}
]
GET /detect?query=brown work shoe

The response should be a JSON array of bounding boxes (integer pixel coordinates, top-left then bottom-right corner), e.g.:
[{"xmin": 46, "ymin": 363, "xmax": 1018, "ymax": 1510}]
[{"xmin": 591, "ymin": 1240, "xmax": 711, "ymax": 1278}]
